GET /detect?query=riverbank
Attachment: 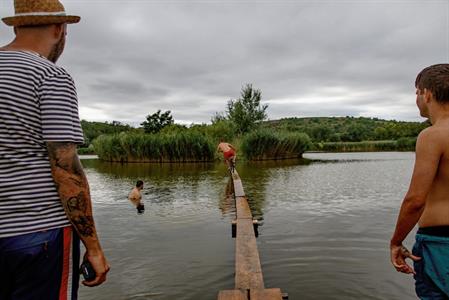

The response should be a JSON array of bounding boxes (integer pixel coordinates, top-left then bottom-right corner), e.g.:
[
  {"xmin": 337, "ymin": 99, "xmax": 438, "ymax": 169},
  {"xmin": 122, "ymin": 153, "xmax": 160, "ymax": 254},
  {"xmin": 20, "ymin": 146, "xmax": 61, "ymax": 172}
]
[{"xmin": 313, "ymin": 138, "xmax": 416, "ymax": 152}]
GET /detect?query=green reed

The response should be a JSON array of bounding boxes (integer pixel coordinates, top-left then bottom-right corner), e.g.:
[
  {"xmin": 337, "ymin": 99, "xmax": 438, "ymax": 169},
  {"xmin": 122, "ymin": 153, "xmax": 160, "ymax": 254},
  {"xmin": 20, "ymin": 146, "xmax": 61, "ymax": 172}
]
[
  {"xmin": 93, "ymin": 131, "xmax": 215, "ymax": 162},
  {"xmin": 240, "ymin": 130, "xmax": 312, "ymax": 160}
]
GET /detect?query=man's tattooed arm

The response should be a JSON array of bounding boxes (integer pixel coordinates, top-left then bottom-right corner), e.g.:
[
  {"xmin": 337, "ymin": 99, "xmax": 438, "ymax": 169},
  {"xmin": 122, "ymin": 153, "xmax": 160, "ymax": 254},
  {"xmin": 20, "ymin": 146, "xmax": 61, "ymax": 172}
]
[
  {"xmin": 47, "ymin": 142, "xmax": 109, "ymax": 286},
  {"xmin": 47, "ymin": 142, "xmax": 100, "ymax": 248}
]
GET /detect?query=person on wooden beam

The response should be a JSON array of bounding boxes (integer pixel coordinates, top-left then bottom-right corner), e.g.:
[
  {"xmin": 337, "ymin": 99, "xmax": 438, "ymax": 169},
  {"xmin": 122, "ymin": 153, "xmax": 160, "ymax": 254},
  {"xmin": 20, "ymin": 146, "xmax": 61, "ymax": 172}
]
[{"xmin": 217, "ymin": 140, "xmax": 237, "ymax": 172}]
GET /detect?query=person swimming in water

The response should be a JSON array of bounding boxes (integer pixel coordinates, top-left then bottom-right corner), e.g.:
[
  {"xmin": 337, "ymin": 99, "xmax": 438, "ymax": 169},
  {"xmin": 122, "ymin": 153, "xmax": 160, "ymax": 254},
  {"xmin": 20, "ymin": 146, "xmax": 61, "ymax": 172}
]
[{"xmin": 129, "ymin": 180, "xmax": 145, "ymax": 214}]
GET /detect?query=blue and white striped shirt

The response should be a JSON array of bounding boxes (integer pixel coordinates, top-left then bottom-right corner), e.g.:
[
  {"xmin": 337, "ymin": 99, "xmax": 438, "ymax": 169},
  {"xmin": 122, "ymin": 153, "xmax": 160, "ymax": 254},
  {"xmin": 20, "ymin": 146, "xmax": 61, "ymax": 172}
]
[{"xmin": 0, "ymin": 50, "xmax": 84, "ymax": 238}]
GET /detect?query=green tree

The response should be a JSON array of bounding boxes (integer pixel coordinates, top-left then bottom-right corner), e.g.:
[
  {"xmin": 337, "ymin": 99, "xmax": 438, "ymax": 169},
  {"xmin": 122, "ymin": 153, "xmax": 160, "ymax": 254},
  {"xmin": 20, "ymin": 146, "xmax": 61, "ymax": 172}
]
[
  {"xmin": 310, "ymin": 125, "xmax": 332, "ymax": 142},
  {"xmin": 374, "ymin": 127, "xmax": 388, "ymax": 140},
  {"xmin": 80, "ymin": 120, "xmax": 133, "ymax": 146},
  {"xmin": 226, "ymin": 84, "xmax": 268, "ymax": 134},
  {"xmin": 159, "ymin": 123, "xmax": 188, "ymax": 134},
  {"xmin": 211, "ymin": 112, "xmax": 226, "ymax": 124},
  {"xmin": 141, "ymin": 110, "xmax": 174, "ymax": 134}
]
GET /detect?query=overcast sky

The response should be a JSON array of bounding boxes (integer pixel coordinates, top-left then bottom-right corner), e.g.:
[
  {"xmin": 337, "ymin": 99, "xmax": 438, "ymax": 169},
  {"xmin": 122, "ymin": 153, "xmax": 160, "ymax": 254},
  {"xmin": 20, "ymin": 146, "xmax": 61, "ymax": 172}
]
[{"xmin": 1, "ymin": 0, "xmax": 448, "ymax": 125}]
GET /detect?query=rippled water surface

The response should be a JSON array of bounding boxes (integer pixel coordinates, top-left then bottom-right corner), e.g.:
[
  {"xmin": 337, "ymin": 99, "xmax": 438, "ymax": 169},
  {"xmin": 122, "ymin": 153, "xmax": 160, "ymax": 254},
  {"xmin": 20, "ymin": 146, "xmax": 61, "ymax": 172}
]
[{"xmin": 79, "ymin": 152, "xmax": 417, "ymax": 300}]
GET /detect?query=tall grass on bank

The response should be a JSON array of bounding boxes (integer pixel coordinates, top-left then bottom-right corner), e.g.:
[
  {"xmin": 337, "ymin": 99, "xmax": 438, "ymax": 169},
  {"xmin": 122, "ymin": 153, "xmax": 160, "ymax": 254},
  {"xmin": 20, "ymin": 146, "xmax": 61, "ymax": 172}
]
[
  {"xmin": 93, "ymin": 131, "xmax": 215, "ymax": 162},
  {"xmin": 241, "ymin": 130, "xmax": 312, "ymax": 160},
  {"xmin": 315, "ymin": 137, "xmax": 417, "ymax": 152}
]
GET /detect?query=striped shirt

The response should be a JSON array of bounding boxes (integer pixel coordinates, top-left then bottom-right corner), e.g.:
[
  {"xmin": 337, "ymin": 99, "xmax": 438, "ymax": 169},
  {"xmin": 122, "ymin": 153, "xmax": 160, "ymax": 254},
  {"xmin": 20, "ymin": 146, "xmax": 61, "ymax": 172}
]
[{"xmin": 0, "ymin": 50, "xmax": 84, "ymax": 238}]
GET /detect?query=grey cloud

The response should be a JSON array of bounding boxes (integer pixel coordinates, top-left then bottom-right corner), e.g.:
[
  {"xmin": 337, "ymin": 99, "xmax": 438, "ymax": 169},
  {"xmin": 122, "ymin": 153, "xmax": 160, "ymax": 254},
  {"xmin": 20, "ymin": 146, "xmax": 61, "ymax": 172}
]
[{"xmin": 0, "ymin": 0, "xmax": 448, "ymax": 124}]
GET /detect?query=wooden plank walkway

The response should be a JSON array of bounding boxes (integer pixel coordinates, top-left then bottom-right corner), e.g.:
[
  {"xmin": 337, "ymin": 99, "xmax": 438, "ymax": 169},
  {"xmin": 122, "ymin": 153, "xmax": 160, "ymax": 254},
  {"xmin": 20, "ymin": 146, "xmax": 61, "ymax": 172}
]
[
  {"xmin": 218, "ymin": 290, "xmax": 247, "ymax": 300},
  {"xmin": 218, "ymin": 170, "xmax": 285, "ymax": 300}
]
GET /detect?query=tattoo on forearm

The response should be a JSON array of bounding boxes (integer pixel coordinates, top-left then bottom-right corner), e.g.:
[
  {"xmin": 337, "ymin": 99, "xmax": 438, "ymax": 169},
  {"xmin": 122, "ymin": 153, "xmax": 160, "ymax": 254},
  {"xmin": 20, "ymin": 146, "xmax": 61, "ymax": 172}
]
[
  {"xmin": 72, "ymin": 215, "xmax": 95, "ymax": 236},
  {"xmin": 65, "ymin": 194, "xmax": 94, "ymax": 237},
  {"xmin": 47, "ymin": 142, "xmax": 96, "ymax": 238},
  {"xmin": 67, "ymin": 193, "xmax": 87, "ymax": 212}
]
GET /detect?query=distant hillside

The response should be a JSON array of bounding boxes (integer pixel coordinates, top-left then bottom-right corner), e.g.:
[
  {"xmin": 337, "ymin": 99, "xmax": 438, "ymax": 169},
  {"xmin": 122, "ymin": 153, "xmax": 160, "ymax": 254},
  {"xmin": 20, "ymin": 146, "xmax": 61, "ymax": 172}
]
[
  {"xmin": 262, "ymin": 116, "xmax": 429, "ymax": 143},
  {"xmin": 80, "ymin": 120, "xmax": 138, "ymax": 146},
  {"xmin": 80, "ymin": 116, "xmax": 430, "ymax": 147}
]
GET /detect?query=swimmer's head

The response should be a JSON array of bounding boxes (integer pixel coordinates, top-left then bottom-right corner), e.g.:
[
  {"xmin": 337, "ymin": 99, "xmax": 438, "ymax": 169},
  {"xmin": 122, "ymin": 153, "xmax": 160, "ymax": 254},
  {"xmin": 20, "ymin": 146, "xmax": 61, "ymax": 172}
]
[{"xmin": 136, "ymin": 180, "xmax": 144, "ymax": 189}]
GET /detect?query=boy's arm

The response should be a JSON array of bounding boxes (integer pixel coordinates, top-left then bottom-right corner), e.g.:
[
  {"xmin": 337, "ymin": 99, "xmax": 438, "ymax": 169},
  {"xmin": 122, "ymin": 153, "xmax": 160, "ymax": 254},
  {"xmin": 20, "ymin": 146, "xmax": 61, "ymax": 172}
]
[
  {"xmin": 47, "ymin": 142, "xmax": 110, "ymax": 286},
  {"xmin": 390, "ymin": 129, "xmax": 441, "ymax": 273}
]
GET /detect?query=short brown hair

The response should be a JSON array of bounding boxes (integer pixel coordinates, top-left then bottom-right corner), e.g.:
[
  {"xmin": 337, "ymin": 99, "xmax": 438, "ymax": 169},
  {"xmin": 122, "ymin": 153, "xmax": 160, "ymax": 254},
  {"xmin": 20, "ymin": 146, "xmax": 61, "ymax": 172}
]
[{"xmin": 415, "ymin": 64, "xmax": 449, "ymax": 103}]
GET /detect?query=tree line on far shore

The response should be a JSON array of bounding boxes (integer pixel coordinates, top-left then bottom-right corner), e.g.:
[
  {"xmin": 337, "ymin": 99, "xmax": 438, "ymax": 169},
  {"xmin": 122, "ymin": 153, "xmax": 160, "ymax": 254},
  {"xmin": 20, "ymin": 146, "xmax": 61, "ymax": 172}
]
[
  {"xmin": 264, "ymin": 116, "xmax": 428, "ymax": 143},
  {"xmin": 79, "ymin": 84, "xmax": 429, "ymax": 160}
]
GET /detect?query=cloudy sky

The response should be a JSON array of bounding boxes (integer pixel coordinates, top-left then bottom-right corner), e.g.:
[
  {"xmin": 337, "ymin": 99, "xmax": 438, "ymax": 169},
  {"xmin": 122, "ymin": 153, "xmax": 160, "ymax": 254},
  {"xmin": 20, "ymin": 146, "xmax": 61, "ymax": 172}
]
[{"xmin": 1, "ymin": 0, "xmax": 448, "ymax": 125}]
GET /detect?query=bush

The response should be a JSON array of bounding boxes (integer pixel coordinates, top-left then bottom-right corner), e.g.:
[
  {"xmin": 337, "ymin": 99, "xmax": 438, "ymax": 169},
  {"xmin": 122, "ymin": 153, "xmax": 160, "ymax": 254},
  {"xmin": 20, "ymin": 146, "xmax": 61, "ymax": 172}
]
[
  {"xmin": 77, "ymin": 144, "xmax": 95, "ymax": 155},
  {"xmin": 240, "ymin": 129, "xmax": 311, "ymax": 160},
  {"xmin": 396, "ymin": 137, "xmax": 416, "ymax": 151},
  {"xmin": 204, "ymin": 120, "xmax": 236, "ymax": 143},
  {"xmin": 93, "ymin": 131, "xmax": 215, "ymax": 162}
]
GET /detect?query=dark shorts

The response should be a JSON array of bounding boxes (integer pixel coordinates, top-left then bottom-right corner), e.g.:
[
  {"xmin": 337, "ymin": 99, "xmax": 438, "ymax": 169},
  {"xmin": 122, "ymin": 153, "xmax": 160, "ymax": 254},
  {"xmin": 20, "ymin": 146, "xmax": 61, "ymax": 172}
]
[
  {"xmin": 0, "ymin": 226, "xmax": 80, "ymax": 300},
  {"xmin": 413, "ymin": 227, "xmax": 449, "ymax": 300},
  {"xmin": 137, "ymin": 203, "xmax": 145, "ymax": 214}
]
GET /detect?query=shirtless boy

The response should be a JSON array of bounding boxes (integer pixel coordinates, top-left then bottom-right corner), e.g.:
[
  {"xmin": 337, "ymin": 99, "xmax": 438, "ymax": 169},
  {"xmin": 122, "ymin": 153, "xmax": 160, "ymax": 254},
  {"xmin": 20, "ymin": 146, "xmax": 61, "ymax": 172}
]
[
  {"xmin": 217, "ymin": 141, "xmax": 236, "ymax": 170},
  {"xmin": 129, "ymin": 180, "xmax": 144, "ymax": 213},
  {"xmin": 390, "ymin": 64, "xmax": 449, "ymax": 298}
]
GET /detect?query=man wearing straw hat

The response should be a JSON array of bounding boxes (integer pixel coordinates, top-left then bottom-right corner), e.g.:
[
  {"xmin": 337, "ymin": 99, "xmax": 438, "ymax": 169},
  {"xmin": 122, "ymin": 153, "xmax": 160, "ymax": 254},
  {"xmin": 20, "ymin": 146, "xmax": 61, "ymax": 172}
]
[{"xmin": 0, "ymin": 0, "xmax": 109, "ymax": 298}]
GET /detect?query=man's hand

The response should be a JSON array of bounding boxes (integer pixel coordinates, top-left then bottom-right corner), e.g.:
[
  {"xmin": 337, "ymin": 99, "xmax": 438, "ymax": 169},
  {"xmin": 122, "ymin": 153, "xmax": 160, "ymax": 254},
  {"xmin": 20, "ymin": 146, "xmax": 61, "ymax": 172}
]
[
  {"xmin": 82, "ymin": 251, "xmax": 110, "ymax": 287},
  {"xmin": 390, "ymin": 244, "xmax": 421, "ymax": 274}
]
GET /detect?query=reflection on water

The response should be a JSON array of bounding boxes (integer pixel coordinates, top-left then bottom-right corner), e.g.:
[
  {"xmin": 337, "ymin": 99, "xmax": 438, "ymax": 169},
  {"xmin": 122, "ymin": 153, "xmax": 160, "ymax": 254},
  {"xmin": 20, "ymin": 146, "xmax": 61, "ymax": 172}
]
[
  {"xmin": 218, "ymin": 178, "xmax": 236, "ymax": 216},
  {"xmin": 79, "ymin": 153, "xmax": 416, "ymax": 300}
]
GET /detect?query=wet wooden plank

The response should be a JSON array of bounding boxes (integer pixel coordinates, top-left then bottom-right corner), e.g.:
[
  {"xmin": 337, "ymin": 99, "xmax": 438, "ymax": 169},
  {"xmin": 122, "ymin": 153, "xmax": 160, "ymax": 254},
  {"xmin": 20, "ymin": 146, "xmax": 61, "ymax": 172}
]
[
  {"xmin": 232, "ymin": 170, "xmax": 245, "ymax": 196},
  {"xmin": 225, "ymin": 168, "xmax": 283, "ymax": 297},
  {"xmin": 217, "ymin": 290, "xmax": 248, "ymax": 300},
  {"xmin": 235, "ymin": 218, "xmax": 264, "ymax": 290},
  {"xmin": 236, "ymin": 197, "xmax": 252, "ymax": 219},
  {"xmin": 250, "ymin": 289, "xmax": 283, "ymax": 300},
  {"xmin": 232, "ymin": 171, "xmax": 241, "ymax": 181},
  {"xmin": 237, "ymin": 218, "xmax": 257, "ymax": 237},
  {"xmin": 233, "ymin": 179, "xmax": 246, "ymax": 197}
]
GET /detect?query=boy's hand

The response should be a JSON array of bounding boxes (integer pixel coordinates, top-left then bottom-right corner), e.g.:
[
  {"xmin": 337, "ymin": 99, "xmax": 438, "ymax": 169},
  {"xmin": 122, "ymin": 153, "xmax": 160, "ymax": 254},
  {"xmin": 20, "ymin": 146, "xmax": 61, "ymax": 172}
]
[{"xmin": 390, "ymin": 244, "xmax": 421, "ymax": 274}]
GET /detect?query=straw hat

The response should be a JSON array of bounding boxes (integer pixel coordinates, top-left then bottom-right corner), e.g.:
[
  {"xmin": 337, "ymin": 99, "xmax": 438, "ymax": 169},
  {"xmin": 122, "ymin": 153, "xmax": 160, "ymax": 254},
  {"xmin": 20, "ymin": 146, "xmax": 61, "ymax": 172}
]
[{"xmin": 2, "ymin": 0, "xmax": 80, "ymax": 27}]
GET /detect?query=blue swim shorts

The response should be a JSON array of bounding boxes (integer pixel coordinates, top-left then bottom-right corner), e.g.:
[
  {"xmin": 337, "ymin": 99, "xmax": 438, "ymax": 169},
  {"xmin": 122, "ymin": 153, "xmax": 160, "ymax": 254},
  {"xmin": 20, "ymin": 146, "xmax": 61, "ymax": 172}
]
[
  {"xmin": 413, "ymin": 231, "xmax": 449, "ymax": 300},
  {"xmin": 0, "ymin": 226, "xmax": 80, "ymax": 300}
]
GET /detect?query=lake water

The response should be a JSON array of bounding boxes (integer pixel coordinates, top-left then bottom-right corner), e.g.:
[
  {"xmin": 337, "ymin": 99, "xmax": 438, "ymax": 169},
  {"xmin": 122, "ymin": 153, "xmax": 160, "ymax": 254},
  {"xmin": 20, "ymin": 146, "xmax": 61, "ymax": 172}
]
[{"xmin": 79, "ymin": 152, "xmax": 417, "ymax": 300}]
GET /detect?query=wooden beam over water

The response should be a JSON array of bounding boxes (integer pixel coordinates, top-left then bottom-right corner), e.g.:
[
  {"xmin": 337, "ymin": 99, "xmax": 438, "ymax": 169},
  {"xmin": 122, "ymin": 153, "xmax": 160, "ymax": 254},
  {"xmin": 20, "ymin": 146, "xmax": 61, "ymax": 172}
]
[
  {"xmin": 250, "ymin": 289, "xmax": 283, "ymax": 300},
  {"xmin": 236, "ymin": 196, "xmax": 252, "ymax": 220},
  {"xmin": 218, "ymin": 290, "xmax": 247, "ymax": 300},
  {"xmin": 217, "ymin": 169, "xmax": 285, "ymax": 300},
  {"xmin": 235, "ymin": 217, "xmax": 264, "ymax": 290}
]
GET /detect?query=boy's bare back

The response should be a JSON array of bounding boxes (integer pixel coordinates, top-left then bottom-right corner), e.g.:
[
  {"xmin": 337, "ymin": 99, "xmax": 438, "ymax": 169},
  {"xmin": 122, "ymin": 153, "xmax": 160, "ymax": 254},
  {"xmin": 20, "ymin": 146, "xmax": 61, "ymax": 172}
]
[
  {"xmin": 390, "ymin": 64, "xmax": 449, "ymax": 280},
  {"xmin": 217, "ymin": 142, "xmax": 234, "ymax": 153},
  {"xmin": 416, "ymin": 120, "xmax": 449, "ymax": 227}
]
